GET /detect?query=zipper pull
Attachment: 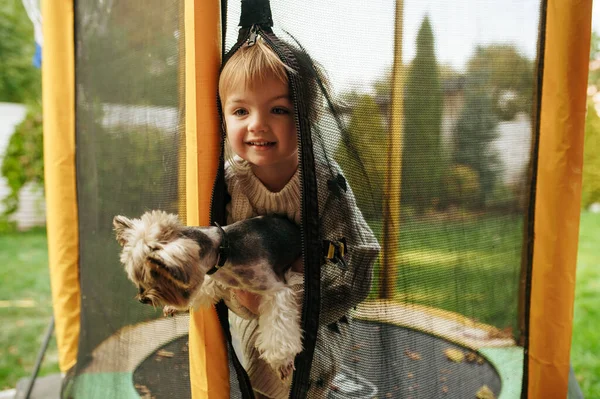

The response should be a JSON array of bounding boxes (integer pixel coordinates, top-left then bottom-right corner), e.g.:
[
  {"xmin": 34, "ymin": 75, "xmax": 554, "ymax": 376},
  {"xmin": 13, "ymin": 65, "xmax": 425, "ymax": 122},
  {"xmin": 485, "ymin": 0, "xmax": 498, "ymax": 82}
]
[{"xmin": 247, "ymin": 25, "xmax": 259, "ymax": 47}]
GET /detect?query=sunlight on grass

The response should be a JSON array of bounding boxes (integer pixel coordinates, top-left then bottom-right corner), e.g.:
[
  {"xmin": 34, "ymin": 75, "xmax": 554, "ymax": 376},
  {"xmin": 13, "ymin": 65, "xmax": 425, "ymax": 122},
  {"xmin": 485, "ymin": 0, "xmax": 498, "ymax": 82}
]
[
  {"xmin": 370, "ymin": 214, "xmax": 523, "ymax": 332},
  {"xmin": 571, "ymin": 211, "xmax": 600, "ymax": 397}
]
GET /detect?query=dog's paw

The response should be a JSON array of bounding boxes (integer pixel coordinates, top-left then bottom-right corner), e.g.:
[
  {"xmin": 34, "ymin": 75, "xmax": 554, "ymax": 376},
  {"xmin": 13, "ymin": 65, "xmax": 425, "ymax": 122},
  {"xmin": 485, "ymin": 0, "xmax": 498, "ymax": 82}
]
[
  {"xmin": 163, "ymin": 305, "xmax": 178, "ymax": 317},
  {"xmin": 277, "ymin": 359, "xmax": 295, "ymax": 381}
]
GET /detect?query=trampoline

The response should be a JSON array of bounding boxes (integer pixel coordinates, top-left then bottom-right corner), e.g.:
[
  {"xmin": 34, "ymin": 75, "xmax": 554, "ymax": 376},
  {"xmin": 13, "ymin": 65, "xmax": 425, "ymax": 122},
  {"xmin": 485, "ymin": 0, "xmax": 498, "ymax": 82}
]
[
  {"xmin": 132, "ymin": 320, "xmax": 507, "ymax": 399},
  {"xmin": 41, "ymin": 0, "xmax": 591, "ymax": 398}
]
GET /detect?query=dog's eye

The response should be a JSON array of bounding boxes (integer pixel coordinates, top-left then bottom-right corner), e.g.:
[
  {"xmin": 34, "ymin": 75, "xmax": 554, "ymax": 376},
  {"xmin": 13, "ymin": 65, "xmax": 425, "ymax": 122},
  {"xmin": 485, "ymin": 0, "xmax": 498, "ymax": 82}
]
[
  {"xmin": 150, "ymin": 246, "xmax": 160, "ymax": 251},
  {"xmin": 138, "ymin": 286, "xmax": 144, "ymax": 295},
  {"xmin": 150, "ymin": 270, "xmax": 160, "ymax": 279}
]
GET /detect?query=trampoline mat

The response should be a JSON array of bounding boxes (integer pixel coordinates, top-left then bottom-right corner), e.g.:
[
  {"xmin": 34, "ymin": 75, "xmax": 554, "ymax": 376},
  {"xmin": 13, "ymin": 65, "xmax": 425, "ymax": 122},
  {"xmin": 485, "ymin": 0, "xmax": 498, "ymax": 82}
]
[
  {"xmin": 133, "ymin": 320, "xmax": 501, "ymax": 398},
  {"xmin": 132, "ymin": 336, "xmax": 191, "ymax": 398}
]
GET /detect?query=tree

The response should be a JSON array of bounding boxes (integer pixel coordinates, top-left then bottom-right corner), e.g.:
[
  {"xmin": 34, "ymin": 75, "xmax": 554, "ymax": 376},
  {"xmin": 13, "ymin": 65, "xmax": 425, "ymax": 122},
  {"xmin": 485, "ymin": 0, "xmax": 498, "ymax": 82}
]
[
  {"xmin": 466, "ymin": 44, "xmax": 534, "ymax": 120},
  {"xmin": 582, "ymin": 102, "xmax": 600, "ymax": 209},
  {"xmin": 588, "ymin": 30, "xmax": 600, "ymax": 89},
  {"xmin": 79, "ymin": 1, "xmax": 182, "ymax": 107},
  {"xmin": 452, "ymin": 76, "xmax": 501, "ymax": 208},
  {"xmin": 401, "ymin": 16, "xmax": 444, "ymax": 215},
  {"xmin": 335, "ymin": 94, "xmax": 386, "ymax": 223},
  {"xmin": 590, "ymin": 30, "xmax": 600, "ymax": 61},
  {"xmin": 0, "ymin": 1, "xmax": 40, "ymax": 103}
]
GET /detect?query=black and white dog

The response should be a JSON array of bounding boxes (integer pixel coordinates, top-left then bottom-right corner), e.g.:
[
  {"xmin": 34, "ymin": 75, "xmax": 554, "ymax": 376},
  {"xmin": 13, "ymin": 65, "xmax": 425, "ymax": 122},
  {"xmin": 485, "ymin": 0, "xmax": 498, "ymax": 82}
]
[{"xmin": 113, "ymin": 210, "xmax": 302, "ymax": 379}]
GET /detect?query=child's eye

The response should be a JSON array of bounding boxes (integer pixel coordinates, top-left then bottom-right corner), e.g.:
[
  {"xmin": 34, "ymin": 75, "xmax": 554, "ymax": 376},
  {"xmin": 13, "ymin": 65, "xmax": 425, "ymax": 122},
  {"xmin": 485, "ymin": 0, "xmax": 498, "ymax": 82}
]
[
  {"xmin": 272, "ymin": 107, "xmax": 290, "ymax": 115},
  {"xmin": 233, "ymin": 108, "xmax": 248, "ymax": 116}
]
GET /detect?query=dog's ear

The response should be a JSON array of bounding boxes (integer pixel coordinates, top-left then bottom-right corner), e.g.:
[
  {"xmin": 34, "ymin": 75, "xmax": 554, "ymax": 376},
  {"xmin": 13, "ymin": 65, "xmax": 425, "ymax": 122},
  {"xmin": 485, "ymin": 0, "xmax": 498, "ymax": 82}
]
[{"xmin": 113, "ymin": 215, "xmax": 133, "ymax": 246}]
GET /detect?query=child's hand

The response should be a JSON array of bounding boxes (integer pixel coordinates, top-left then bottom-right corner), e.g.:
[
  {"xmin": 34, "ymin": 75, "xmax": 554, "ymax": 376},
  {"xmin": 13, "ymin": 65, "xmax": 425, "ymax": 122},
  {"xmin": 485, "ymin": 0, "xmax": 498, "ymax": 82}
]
[{"xmin": 233, "ymin": 289, "xmax": 262, "ymax": 315}]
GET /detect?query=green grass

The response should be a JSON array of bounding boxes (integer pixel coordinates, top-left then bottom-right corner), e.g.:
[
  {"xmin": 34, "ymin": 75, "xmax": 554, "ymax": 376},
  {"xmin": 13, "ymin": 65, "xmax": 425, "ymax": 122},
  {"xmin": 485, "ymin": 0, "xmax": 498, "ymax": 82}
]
[
  {"xmin": 371, "ymin": 213, "xmax": 523, "ymax": 332},
  {"xmin": 571, "ymin": 211, "xmax": 600, "ymax": 397},
  {"xmin": 0, "ymin": 228, "xmax": 59, "ymax": 390}
]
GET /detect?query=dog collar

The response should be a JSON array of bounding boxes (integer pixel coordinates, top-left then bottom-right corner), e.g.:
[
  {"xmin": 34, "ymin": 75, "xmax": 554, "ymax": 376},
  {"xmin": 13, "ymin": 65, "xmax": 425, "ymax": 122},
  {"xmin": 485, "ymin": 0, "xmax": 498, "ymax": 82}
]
[{"xmin": 207, "ymin": 222, "xmax": 228, "ymax": 275}]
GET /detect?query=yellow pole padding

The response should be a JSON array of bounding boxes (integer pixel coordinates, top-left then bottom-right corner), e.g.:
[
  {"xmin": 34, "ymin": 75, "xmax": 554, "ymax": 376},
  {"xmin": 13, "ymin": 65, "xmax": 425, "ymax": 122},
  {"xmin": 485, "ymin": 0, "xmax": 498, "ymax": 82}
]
[
  {"xmin": 381, "ymin": 0, "xmax": 404, "ymax": 299},
  {"xmin": 185, "ymin": 0, "xmax": 229, "ymax": 397},
  {"xmin": 41, "ymin": 0, "xmax": 80, "ymax": 372},
  {"xmin": 528, "ymin": 0, "xmax": 591, "ymax": 397}
]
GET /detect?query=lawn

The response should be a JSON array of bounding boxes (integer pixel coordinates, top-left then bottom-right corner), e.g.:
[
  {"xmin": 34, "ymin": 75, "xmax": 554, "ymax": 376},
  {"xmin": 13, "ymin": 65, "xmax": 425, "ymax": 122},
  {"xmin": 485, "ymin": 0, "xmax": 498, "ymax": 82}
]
[
  {"xmin": 371, "ymin": 213, "xmax": 523, "ymax": 333},
  {"xmin": 571, "ymin": 211, "xmax": 600, "ymax": 397},
  {"xmin": 0, "ymin": 212, "xmax": 597, "ymax": 397},
  {"xmin": 0, "ymin": 228, "xmax": 59, "ymax": 390}
]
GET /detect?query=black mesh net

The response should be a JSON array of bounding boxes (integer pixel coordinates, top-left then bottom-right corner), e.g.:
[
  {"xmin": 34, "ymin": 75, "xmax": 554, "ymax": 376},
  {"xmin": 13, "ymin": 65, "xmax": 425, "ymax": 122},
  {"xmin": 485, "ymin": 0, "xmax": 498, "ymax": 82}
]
[
  {"xmin": 219, "ymin": 1, "xmax": 539, "ymax": 398},
  {"xmin": 67, "ymin": 1, "xmax": 189, "ymax": 398},
  {"xmin": 67, "ymin": 0, "xmax": 542, "ymax": 398}
]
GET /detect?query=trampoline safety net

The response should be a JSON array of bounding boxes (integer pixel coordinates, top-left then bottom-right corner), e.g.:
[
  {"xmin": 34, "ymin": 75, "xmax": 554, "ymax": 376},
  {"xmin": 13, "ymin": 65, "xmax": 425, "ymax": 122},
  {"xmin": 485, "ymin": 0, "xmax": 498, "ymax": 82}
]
[{"xmin": 66, "ymin": 0, "xmax": 544, "ymax": 398}]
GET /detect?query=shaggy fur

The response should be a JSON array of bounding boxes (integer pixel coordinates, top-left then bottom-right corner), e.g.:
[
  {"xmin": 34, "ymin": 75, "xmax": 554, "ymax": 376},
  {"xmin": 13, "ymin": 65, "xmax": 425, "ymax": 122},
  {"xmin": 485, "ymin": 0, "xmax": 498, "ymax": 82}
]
[{"xmin": 113, "ymin": 210, "xmax": 303, "ymax": 379}]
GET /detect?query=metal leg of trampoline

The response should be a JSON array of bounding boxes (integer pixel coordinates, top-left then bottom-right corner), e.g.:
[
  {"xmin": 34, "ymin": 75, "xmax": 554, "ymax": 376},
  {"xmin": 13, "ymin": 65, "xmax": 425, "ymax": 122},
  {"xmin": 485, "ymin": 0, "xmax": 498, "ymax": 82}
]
[{"xmin": 24, "ymin": 316, "xmax": 55, "ymax": 399}]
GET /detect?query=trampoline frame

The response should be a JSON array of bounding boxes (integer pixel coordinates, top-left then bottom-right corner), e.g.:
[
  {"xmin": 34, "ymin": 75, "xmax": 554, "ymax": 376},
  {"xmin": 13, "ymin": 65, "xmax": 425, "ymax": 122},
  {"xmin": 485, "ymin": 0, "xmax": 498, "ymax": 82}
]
[{"xmin": 41, "ymin": 0, "xmax": 592, "ymax": 398}]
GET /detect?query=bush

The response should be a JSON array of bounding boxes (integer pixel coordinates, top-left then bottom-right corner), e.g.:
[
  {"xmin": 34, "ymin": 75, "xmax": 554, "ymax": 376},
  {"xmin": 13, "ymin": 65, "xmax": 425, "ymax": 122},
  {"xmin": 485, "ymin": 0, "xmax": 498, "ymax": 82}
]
[
  {"xmin": 1, "ymin": 103, "xmax": 43, "ymax": 221},
  {"xmin": 582, "ymin": 103, "xmax": 600, "ymax": 209},
  {"xmin": 442, "ymin": 164, "xmax": 481, "ymax": 209},
  {"xmin": 75, "ymin": 113, "xmax": 181, "ymax": 233}
]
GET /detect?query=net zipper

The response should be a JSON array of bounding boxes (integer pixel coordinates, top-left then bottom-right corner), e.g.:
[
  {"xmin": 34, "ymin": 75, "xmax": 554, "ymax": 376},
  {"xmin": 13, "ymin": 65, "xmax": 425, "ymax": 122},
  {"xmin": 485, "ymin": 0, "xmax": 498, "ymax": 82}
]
[
  {"xmin": 209, "ymin": 24, "xmax": 320, "ymax": 397},
  {"xmin": 256, "ymin": 26, "xmax": 320, "ymax": 399}
]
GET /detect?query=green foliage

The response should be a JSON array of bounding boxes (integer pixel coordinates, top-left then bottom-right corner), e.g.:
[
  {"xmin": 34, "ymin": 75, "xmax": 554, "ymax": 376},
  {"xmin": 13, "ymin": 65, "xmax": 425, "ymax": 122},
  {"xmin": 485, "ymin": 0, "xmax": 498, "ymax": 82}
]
[
  {"xmin": 76, "ymin": 107, "xmax": 180, "ymax": 233},
  {"xmin": 79, "ymin": 1, "xmax": 181, "ymax": 107},
  {"xmin": 1, "ymin": 103, "xmax": 43, "ymax": 220},
  {"xmin": 467, "ymin": 45, "xmax": 534, "ymax": 120},
  {"xmin": 401, "ymin": 16, "xmax": 444, "ymax": 215},
  {"xmin": 442, "ymin": 164, "xmax": 481, "ymax": 209},
  {"xmin": 452, "ymin": 78, "xmax": 501, "ymax": 208},
  {"xmin": 0, "ymin": 1, "xmax": 40, "ymax": 103},
  {"xmin": 335, "ymin": 93, "xmax": 386, "ymax": 222},
  {"xmin": 590, "ymin": 30, "xmax": 600, "ymax": 61},
  {"xmin": 582, "ymin": 102, "xmax": 600, "ymax": 209}
]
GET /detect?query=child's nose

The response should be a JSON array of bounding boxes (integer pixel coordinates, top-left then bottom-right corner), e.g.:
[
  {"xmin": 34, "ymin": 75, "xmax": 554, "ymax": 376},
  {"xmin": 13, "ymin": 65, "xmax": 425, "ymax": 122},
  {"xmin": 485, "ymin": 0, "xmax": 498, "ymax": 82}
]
[{"xmin": 248, "ymin": 112, "xmax": 267, "ymax": 132}]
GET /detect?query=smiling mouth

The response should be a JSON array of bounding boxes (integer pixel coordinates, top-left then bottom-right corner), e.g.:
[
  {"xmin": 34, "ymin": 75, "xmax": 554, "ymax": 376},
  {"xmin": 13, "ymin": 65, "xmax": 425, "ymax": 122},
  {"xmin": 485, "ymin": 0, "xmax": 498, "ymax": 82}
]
[{"xmin": 246, "ymin": 141, "xmax": 276, "ymax": 147}]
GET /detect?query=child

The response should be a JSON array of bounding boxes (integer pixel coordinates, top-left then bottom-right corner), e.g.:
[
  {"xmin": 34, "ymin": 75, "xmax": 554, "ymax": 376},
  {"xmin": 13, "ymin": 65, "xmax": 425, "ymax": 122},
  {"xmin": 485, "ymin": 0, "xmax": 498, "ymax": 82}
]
[{"xmin": 218, "ymin": 35, "xmax": 380, "ymax": 398}]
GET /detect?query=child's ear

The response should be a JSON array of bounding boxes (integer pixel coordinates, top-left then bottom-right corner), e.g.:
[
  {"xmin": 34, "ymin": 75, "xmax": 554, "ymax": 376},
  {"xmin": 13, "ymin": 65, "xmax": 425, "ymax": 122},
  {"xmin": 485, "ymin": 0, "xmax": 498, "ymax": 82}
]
[{"xmin": 113, "ymin": 215, "xmax": 133, "ymax": 246}]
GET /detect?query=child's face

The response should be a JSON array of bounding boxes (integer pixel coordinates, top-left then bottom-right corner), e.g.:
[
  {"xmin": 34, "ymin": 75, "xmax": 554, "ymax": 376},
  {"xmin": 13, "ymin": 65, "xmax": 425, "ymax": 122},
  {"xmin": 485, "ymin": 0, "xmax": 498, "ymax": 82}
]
[{"xmin": 223, "ymin": 76, "xmax": 298, "ymax": 171}]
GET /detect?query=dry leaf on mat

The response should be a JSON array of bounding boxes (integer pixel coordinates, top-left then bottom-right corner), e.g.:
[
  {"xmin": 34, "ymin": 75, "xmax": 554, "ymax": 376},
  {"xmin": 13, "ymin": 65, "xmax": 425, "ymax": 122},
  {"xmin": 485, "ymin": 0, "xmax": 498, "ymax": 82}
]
[
  {"xmin": 444, "ymin": 348, "xmax": 464, "ymax": 363},
  {"xmin": 476, "ymin": 385, "xmax": 496, "ymax": 399}
]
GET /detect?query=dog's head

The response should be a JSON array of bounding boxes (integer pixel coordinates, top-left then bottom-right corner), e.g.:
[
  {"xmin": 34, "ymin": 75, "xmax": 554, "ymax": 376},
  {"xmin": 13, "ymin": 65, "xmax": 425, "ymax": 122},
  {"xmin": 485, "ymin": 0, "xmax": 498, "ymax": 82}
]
[{"xmin": 113, "ymin": 210, "xmax": 207, "ymax": 309}]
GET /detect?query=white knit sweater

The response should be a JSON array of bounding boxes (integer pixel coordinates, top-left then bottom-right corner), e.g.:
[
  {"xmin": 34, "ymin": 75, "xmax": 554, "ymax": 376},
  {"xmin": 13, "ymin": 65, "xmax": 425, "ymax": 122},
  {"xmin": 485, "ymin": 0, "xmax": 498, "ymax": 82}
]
[{"xmin": 225, "ymin": 158, "xmax": 304, "ymax": 398}]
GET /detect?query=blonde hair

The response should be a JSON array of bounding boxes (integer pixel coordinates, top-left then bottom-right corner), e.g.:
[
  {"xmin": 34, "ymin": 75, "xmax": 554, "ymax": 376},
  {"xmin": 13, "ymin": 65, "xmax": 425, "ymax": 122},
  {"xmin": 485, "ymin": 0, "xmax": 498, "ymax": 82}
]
[{"xmin": 219, "ymin": 38, "xmax": 294, "ymax": 102}]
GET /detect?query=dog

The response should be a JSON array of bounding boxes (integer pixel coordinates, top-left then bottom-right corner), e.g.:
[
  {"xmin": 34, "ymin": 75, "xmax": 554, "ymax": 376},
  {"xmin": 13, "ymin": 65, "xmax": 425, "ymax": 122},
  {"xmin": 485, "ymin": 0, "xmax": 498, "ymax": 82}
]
[{"xmin": 113, "ymin": 210, "xmax": 303, "ymax": 379}]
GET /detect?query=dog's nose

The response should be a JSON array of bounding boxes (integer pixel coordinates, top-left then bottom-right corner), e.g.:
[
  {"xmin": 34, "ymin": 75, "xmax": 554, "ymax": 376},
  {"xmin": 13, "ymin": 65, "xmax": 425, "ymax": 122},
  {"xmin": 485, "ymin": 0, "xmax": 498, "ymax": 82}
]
[{"xmin": 138, "ymin": 296, "xmax": 152, "ymax": 305}]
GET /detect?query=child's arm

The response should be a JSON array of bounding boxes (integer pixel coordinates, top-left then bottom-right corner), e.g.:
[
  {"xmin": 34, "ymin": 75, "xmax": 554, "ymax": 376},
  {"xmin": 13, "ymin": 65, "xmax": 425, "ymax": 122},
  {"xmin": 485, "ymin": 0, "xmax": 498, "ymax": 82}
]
[{"xmin": 319, "ymin": 173, "xmax": 381, "ymax": 326}]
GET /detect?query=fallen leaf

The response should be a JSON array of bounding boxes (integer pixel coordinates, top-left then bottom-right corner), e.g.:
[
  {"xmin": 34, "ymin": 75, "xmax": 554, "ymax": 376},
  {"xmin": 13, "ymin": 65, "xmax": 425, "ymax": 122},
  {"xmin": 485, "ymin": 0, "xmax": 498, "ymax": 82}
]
[
  {"xmin": 405, "ymin": 349, "xmax": 421, "ymax": 361},
  {"xmin": 156, "ymin": 349, "xmax": 174, "ymax": 358},
  {"xmin": 444, "ymin": 348, "xmax": 464, "ymax": 363},
  {"xmin": 476, "ymin": 385, "xmax": 496, "ymax": 399}
]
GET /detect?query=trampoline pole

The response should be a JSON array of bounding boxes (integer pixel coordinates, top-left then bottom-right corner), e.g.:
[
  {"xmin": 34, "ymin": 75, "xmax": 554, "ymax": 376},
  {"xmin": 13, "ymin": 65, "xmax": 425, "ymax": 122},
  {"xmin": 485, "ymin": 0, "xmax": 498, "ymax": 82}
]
[
  {"xmin": 24, "ymin": 316, "xmax": 55, "ymax": 399},
  {"xmin": 381, "ymin": 0, "xmax": 404, "ymax": 299}
]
